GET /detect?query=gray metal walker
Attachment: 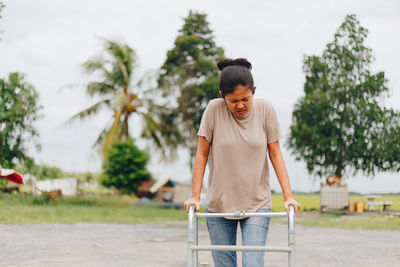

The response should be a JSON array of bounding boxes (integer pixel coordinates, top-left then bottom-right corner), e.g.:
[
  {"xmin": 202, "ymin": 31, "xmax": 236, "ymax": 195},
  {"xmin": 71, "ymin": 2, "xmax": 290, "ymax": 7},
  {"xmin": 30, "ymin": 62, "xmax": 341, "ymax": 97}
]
[{"xmin": 187, "ymin": 205, "xmax": 296, "ymax": 267}]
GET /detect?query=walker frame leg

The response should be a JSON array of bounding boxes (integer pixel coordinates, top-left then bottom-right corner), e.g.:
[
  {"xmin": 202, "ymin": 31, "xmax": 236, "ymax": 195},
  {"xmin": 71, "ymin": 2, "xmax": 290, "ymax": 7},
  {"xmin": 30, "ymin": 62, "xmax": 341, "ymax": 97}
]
[
  {"xmin": 288, "ymin": 205, "xmax": 295, "ymax": 267},
  {"xmin": 187, "ymin": 205, "xmax": 195, "ymax": 267},
  {"xmin": 195, "ymin": 216, "xmax": 199, "ymax": 266},
  {"xmin": 187, "ymin": 205, "xmax": 296, "ymax": 267}
]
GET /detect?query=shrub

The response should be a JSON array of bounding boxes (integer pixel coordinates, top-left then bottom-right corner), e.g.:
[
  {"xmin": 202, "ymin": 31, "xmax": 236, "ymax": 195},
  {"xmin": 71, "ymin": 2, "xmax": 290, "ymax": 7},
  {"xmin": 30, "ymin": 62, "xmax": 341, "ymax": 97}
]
[{"xmin": 102, "ymin": 139, "xmax": 151, "ymax": 195}]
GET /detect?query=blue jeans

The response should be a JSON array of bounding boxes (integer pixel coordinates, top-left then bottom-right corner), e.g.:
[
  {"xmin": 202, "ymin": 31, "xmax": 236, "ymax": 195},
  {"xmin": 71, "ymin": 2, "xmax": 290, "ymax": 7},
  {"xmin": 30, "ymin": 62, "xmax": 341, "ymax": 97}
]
[{"xmin": 206, "ymin": 208, "xmax": 271, "ymax": 267}]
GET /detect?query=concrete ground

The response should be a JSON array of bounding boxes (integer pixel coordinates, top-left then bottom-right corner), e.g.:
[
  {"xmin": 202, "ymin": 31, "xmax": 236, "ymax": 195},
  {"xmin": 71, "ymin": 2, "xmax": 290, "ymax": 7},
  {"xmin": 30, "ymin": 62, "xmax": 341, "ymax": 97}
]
[{"xmin": 1, "ymin": 221, "xmax": 399, "ymax": 267}]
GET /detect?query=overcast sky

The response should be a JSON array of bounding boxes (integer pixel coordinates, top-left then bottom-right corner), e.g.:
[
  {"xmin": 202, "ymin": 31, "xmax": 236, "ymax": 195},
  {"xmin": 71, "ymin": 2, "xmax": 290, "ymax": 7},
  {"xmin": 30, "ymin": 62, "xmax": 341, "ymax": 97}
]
[{"xmin": 0, "ymin": 0, "xmax": 399, "ymax": 193}]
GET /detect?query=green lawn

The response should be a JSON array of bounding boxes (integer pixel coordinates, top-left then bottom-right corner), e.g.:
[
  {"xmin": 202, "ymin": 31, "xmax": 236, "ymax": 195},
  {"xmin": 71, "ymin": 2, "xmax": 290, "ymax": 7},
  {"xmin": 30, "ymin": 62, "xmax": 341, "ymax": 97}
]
[
  {"xmin": 272, "ymin": 193, "xmax": 400, "ymax": 211},
  {"xmin": 294, "ymin": 213, "xmax": 400, "ymax": 230},
  {"xmin": 272, "ymin": 193, "xmax": 400, "ymax": 230},
  {"xmin": 0, "ymin": 194, "xmax": 187, "ymax": 224},
  {"xmin": 1, "ymin": 193, "xmax": 399, "ymax": 230}
]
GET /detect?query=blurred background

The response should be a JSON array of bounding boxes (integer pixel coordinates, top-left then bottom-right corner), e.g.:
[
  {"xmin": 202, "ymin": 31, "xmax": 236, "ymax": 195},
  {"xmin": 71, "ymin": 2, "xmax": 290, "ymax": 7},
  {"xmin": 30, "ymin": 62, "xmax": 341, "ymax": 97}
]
[{"xmin": 0, "ymin": 0, "xmax": 399, "ymax": 194}]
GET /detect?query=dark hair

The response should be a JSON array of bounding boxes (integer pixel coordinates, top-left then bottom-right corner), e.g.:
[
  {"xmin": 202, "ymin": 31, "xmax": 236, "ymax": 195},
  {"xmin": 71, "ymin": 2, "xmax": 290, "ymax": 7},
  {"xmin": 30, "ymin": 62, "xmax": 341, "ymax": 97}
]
[{"xmin": 217, "ymin": 58, "xmax": 254, "ymax": 98}]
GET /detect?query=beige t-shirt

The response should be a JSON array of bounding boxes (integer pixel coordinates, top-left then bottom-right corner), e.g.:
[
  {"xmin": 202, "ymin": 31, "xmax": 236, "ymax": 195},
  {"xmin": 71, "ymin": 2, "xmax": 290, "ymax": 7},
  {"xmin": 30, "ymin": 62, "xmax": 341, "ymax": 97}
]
[{"xmin": 198, "ymin": 98, "xmax": 283, "ymax": 213}]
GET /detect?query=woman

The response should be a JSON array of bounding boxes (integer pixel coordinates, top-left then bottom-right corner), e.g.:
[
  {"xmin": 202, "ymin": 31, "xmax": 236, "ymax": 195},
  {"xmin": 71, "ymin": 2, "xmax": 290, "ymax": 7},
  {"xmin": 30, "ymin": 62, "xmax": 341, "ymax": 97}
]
[{"xmin": 184, "ymin": 58, "xmax": 301, "ymax": 267}]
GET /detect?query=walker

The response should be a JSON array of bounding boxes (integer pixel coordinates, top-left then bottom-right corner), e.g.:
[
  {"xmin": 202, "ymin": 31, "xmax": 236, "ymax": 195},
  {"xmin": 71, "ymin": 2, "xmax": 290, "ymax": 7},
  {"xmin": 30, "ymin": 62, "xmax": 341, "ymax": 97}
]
[{"xmin": 187, "ymin": 205, "xmax": 296, "ymax": 267}]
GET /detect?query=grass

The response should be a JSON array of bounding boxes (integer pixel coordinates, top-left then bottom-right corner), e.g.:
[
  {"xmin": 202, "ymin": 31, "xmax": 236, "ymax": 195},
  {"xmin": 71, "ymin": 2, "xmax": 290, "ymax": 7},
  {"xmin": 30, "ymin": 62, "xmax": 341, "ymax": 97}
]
[
  {"xmin": 271, "ymin": 193, "xmax": 400, "ymax": 211},
  {"xmin": 272, "ymin": 194, "xmax": 320, "ymax": 211},
  {"xmin": 0, "ymin": 194, "xmax": 187, "ymax": 224},
  {"xmin": 294, "ymin": 213, "xmax": 400, "ymax": 230},
  {"xmin": 271, "ymin": 193, "xmax": 400, "ymax": 231},
  {"xmin": 1, "ymin": 192, "xmax": 399, "ymax": 230}
]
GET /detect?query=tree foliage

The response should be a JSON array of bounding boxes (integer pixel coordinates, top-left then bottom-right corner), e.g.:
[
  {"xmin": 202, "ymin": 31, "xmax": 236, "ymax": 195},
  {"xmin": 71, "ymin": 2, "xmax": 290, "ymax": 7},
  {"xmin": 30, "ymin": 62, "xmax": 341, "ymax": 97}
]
[
  {"xmin": 16, "ymin": 158, "xmax": 71, "ymax": 180},
  {"xmin": 68, "ymin": 40, "xmax": 171, "ymax": 160},
  {"xmin": 0, "ymin": 1, "xmax": 4, "ymax": 21},
  {"xmin": 0, "ymin": 1, "xmax": 5, "ymax": 40},
  {"xmin": 154, "ymin": 10, "xmax": 224, "ymax": 166},
  {"xmin": 288, "ymin": 14, "xmax": 400, "ymax": 179},
  {"xmin": 0, "ymin": 72, "xmax": 42, "ymax": 168},
  {"xmin": 102, "ymin": 139, "xmax": 151, "ymax": 195}
]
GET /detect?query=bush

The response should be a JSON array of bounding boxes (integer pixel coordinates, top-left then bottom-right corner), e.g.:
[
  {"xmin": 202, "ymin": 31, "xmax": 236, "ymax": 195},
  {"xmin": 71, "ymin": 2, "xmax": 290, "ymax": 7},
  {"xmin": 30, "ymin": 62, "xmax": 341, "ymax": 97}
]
[{"xmin": 102, "ymin": 139, "xmax": 151, "ymax": 195}]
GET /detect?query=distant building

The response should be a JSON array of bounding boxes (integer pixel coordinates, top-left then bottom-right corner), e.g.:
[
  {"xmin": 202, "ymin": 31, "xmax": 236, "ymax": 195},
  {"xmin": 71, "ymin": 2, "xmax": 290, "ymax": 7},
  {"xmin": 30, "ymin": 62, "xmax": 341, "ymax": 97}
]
[
  {"xmin": 33, "ymin": 178, "xmax": 77, "ymax": 196},
  {"xmin": 138, "ymin": 177, "xmax": 206, "ymax": 204},
  {"xmin": 137, "ymin": 179, "xmax": 155, "ymax": 198}
]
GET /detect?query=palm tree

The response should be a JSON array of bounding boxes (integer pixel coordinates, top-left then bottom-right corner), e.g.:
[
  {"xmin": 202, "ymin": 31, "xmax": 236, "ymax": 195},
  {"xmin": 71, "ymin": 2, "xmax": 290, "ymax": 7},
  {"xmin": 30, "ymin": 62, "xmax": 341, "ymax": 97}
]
[{"xmin": 68, "ymin": 40, "xmax": 179, "ymax": 161}]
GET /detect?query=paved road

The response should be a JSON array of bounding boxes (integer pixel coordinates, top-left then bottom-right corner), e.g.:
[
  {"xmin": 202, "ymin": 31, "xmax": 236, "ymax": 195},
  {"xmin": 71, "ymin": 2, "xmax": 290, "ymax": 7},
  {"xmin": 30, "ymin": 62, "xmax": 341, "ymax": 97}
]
[{"xmin": 1, "ymin": 222, "xmax": 399, "ymax": 266}]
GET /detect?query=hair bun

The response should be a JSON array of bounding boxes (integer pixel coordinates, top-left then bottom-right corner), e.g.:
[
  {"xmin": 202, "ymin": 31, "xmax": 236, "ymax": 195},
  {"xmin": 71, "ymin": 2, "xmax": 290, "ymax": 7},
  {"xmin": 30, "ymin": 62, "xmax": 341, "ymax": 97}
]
[{"xmin": 217, "ymin": 58, "xmax": 252, "ymax": 71}]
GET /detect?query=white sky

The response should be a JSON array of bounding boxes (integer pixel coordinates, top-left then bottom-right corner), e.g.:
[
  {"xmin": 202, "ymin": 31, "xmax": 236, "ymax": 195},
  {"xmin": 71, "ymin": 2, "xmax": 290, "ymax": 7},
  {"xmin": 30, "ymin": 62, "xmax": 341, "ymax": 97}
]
[{"xmin": 0, "ymin": 0, "xmax": 399, "ymax": 193}]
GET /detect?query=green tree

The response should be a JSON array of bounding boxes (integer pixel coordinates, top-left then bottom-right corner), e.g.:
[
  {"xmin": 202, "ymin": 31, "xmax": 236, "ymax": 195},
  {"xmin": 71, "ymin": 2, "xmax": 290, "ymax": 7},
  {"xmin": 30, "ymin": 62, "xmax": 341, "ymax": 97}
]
[
  {"xmin": 0, "ymin": 73, "xmax": 42, "ymax": 168},
  {"xmin": 288, "ymin": 14, "xmax": 400, "ymax": 179},
  {"xmin": 68, "ymin": 40, "xmax": 170, "ymax": 160},
  {"xmin": 154, "ymin": 10, "xmax": 224, "ymax": 167},
  {"xmin": 102, "ymin": 139, "xmax": 151, "ymax": 194},
  {"xmin": 16, "ymin": 158, "xmax": 69, "ymax": 180}
]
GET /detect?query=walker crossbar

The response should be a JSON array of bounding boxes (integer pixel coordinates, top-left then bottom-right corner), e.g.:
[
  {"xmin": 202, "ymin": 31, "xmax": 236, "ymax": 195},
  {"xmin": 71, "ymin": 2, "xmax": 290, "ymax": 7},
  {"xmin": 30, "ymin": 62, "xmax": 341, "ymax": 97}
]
[
  {"xmin": 191, "ymin": 245, "xmax": 293, "ymax": 252},
  {"xmin": 187, "ymin": 205, "xmax": 296, "ymax": 267},
  {"xmin": 195, "ymin": 211, "xmax": 288, "ymax": 218}
]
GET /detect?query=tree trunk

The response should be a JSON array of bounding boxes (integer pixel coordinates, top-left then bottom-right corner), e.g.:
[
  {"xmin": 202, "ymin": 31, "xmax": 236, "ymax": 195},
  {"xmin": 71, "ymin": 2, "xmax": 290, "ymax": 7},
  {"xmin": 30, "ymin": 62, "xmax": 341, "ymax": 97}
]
[
  {"xmin": 335, "ymin": 166, "xmax": 342, "ymax": 178},
  {"xmin": 122, "ymin": 111, "xmax": 129, "ymax": 140}
]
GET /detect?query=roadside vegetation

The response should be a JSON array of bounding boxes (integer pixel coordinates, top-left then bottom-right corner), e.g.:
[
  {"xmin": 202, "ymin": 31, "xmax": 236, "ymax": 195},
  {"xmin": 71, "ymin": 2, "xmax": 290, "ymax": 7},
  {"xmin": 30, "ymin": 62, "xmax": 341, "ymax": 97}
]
[
  {"xmin": 294, "ymin": 213, "xmax": 400, "ymax": 231},
  {"xmin": 1, "ymin": 191, "xmax": 399, "ymax": 230},
  {"xmin": 272, "ymin": 193, "xmax": 400, "ymax": 231},
  {"xmin": 0, "ymin": 193, "xmax": 187, "ymax": 224}
]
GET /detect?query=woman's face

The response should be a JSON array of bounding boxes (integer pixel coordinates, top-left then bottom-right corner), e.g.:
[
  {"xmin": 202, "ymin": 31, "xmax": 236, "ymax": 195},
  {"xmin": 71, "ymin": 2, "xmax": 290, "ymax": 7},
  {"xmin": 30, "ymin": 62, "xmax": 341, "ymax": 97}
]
[{"xmin": 222, "ymin": 85, "xmax": 254, "ymax": 117}]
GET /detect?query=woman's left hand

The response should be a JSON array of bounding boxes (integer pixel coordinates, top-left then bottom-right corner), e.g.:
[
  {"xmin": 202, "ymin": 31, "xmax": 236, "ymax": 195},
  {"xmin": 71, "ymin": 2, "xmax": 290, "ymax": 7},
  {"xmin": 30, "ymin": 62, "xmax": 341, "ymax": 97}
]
[{"xmin": 284, "ymin": 198, "xmax": 301, "ymax": 214}]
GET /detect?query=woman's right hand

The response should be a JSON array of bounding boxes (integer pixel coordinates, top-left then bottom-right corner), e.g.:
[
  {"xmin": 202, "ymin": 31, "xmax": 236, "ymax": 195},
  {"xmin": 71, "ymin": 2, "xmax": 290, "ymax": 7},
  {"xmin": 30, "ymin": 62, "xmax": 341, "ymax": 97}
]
[{"xmin": 184, "ymin": 196, "xmax": 200, "ymax": 213}]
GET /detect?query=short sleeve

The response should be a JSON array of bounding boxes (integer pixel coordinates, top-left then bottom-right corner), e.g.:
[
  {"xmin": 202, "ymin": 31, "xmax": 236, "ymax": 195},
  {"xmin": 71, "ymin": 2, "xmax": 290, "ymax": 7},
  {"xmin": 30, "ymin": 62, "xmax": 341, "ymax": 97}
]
[
  {"xmin": 265, "ymin": 102, "xmax": 283, "ymax": 144},
  {"xmin": 197, "ymin": 101, "xmax": 215, "ymax": 143}
]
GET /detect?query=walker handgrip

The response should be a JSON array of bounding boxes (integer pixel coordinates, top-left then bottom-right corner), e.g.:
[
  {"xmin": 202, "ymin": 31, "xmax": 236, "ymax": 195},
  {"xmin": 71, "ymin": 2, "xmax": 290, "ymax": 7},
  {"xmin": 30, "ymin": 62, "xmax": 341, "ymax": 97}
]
[
  {"xmin": 188, "ymin": 204, "xmax": 196, "ymax": 233},
  {"xmin": 288, "ymin": 205, "xmax": 295, "ymax": 214},
  {"xmin": 288, "ymin": 205, "xmax": 295, "ymax": 234}
]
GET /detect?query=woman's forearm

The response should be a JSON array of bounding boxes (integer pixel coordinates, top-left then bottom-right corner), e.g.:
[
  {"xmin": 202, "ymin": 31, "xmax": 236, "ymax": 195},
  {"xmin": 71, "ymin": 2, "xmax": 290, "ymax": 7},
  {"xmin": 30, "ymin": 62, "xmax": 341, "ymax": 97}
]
[
  {"xmin": 191, "ymin": 136, "xmax": 211, "ymax": 200},
  {"xmin": 191, "ymin": 154, "xmax": 207, "ymax": 199},
  {"xmin": 268, "ymin": 142, "xmax": 293, "ymax": 200}
]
